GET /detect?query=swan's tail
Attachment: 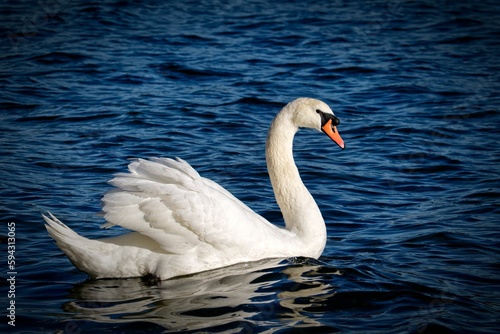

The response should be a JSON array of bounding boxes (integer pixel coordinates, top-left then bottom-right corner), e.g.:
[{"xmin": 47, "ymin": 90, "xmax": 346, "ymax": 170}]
[
  {"xmin": 43, "ymin": 212, "xmax": 99, "ymax": 275},
  {"xmin": 43, "ymin": 212, "xmax": 83, "ymax": 245},
  {"xmin": 43, "ymin": 212, "xmax": 150, "ymax": 279}
]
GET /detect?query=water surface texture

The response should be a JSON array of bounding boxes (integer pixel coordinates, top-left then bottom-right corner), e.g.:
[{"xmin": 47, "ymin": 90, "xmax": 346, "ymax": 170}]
[{"xmin": 1, "ymin": 0, "xmax": 499, "ymax": 333}]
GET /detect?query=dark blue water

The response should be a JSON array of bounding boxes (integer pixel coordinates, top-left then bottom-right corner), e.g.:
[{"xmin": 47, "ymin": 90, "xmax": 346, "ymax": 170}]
[{"xmin": 1, "ymin": 0, "xmax": 499, "ymax": 333}]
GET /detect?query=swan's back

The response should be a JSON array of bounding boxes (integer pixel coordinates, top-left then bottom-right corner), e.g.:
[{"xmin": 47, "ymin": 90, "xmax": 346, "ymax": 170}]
[{"xmin": 101, "ymin": 158, "xmax": 292, "ymax": 259}]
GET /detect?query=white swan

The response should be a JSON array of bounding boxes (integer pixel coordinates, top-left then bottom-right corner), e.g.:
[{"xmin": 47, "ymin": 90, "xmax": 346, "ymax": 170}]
[{"xmin": 43, "ymin": 98, "xmax": 345, "ymax": 280}]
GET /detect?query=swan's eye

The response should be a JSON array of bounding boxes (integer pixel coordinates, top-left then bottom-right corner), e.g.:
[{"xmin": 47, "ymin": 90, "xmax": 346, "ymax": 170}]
[{"xmin": 318, "ymin": 110, "xmax": 340, "ymax": 127}]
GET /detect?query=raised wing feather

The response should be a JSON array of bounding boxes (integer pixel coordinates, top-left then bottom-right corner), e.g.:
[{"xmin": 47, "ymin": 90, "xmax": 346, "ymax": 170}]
[{"xmin": 101, "ymin": 158, "xmax": 273, "ymax": 255}]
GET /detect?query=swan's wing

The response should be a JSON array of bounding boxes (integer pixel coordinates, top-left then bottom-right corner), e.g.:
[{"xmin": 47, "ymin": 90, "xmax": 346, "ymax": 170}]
[{"xmin": 101, "ymin": 157, "xmax": 274, "ymax": 254}]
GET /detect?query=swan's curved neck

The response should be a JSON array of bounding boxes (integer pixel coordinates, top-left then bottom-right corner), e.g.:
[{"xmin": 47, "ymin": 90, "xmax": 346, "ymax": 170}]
[{"xmin": 265, "ymin": 109, "xmax": 326, "ymax": 256}]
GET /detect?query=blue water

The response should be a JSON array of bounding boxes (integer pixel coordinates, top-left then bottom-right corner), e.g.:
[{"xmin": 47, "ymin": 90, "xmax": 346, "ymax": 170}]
[{"xmin": 1, "ymin": 0, "xmax": 499, "ymax": 333}]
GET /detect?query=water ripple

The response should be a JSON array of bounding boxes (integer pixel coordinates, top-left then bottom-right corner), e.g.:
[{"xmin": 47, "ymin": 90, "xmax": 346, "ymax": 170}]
[{"xmin": 1, "ymin": 0, "xmax": 499, "ymax": 333}]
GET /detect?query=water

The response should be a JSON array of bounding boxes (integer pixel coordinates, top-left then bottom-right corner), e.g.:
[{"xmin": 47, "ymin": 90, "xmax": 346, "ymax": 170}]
[{"xmin": 1, "ymin": 0, "xmax": 499, "ymax": 332}]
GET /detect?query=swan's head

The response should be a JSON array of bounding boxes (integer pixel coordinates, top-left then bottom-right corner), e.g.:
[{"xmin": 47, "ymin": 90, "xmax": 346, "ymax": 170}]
[{"xmin": 289, "ymin": 98, "xmax": 345, "ymax": 150}]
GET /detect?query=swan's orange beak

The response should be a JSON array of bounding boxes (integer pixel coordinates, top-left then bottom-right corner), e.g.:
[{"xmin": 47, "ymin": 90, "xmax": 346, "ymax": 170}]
[{"xmin": 322, "ymin": 119, "xmax": 345, "ymax": 150}]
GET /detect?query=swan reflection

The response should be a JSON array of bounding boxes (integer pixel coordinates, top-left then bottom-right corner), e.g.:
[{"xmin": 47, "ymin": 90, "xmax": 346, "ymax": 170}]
[{"xmin": 63, "ymin": 258, "xmax": 341, "ymax": 332}]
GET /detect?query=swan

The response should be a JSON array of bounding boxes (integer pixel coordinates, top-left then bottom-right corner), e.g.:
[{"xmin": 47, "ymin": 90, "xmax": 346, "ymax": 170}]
[{"xmin": 43, "ymin": 98, "xmax": 345, "ymax": 280}]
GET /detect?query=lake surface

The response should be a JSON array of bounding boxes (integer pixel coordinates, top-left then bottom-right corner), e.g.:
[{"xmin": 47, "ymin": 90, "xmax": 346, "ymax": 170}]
[{"xmin": 1, "ymin": 0, "xmax": 499, "ymax": 333}]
